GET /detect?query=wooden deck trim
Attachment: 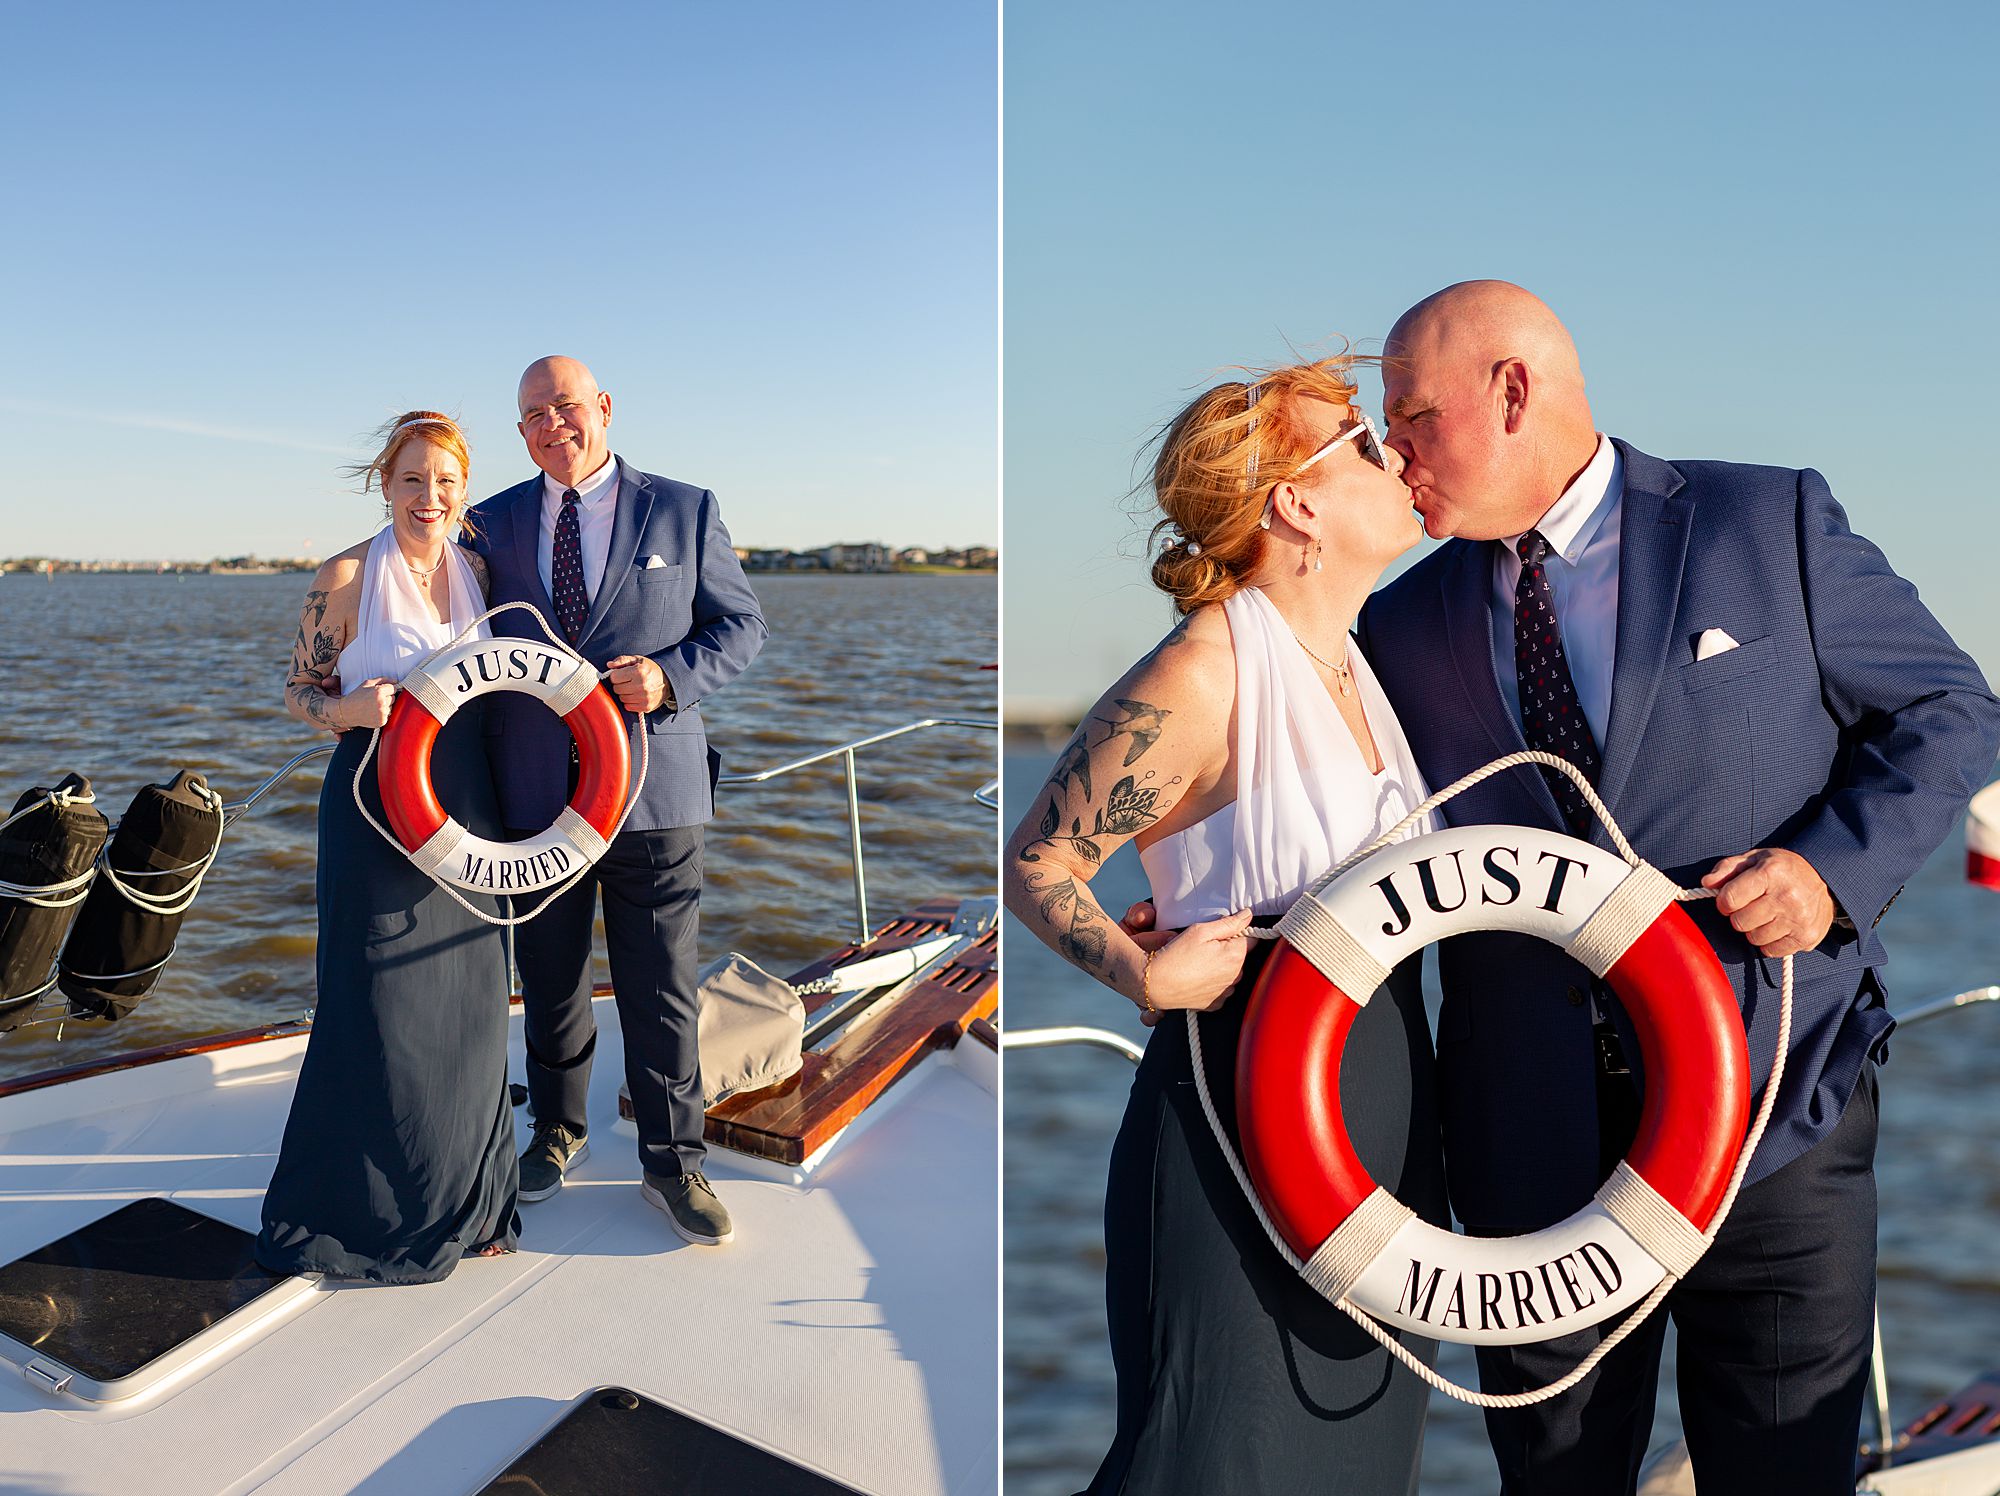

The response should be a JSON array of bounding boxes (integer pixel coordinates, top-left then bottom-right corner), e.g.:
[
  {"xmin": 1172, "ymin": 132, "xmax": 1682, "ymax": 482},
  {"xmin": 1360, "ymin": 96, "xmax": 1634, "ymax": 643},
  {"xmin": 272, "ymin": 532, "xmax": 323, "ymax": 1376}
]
[
  {"xmin": 0, "ymin": 1020, "xmax": 313, "ymax": 1100},
  {"xmin": 704, "ymin": 906, "xmax": 997, "ymax": 1164}
]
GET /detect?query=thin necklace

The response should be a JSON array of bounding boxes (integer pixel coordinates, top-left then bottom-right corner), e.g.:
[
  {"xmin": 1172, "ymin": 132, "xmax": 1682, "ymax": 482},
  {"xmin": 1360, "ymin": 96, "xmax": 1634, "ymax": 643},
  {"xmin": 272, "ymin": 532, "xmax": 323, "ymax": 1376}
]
[
  {"xmin": 1289, "ymin": 627, "xmax": 1354, "ymax": 697},
  {"xmin": 403, "ymin": 549, "xmax": 446, "ymax": 579}
]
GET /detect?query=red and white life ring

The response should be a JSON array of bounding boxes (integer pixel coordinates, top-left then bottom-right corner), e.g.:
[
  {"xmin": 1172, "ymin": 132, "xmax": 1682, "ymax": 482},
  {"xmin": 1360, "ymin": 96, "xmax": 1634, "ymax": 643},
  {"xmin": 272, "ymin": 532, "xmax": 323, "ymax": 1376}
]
[
  {"xmin": 1236, "ymin": 825, "xmax": 1749, "ymax": 1346},
  {"xmin": 1969, "ymin": 781, "xmax": 2000, "ymax": 891},
  {"xmin": 378, "ymin": 637, "xmax": 630, "ymax": 894}
]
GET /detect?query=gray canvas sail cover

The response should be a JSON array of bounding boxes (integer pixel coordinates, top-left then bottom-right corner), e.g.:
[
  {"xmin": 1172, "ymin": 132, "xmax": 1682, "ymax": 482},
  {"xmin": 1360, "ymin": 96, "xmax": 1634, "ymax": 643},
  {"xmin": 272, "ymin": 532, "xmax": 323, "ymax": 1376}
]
[{"xmin": 697, "ymin": 953, "xmax": 806, "ymax": 1103}]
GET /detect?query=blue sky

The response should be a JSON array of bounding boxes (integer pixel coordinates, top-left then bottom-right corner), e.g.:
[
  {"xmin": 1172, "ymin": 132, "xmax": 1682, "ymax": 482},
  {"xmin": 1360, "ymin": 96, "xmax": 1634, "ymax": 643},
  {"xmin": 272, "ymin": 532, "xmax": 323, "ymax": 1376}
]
[
  {"xmin": 0, "ymin": 2, "xmax": 996, "ymax": 559},
  {"xmin": 1004, "ymin": 0, "xmax": 2000, "ymax": 712}
]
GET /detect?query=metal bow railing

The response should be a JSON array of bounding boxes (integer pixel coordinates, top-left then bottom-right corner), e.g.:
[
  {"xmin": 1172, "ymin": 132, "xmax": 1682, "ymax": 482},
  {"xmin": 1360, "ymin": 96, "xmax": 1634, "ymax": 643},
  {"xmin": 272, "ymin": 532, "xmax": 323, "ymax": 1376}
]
[
  {"xmin": 717, "ymin": 716, "xmax": 997, "ymax": 941},
  {"xmin": 209, "ymin": 717, "xmax": 1000, "ymax": 944}
]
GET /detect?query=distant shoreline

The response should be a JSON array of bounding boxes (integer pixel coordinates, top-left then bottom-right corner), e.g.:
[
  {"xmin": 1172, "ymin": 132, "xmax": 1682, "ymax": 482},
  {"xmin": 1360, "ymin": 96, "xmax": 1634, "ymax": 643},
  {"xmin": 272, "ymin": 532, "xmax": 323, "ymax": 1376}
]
[{"xmin": 1, "ymin": 564, "xmax": 996, "ymax": 577}]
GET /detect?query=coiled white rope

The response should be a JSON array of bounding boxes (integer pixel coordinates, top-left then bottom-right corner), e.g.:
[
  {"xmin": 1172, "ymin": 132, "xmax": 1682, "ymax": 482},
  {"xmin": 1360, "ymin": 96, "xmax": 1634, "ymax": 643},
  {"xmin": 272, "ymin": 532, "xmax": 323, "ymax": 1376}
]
[
  {"xmin": 0, "ymin": 784, "xmax": 101, "ymax": 908},
  {"xmin": 347, "ymin": 600, "xmax": 650, "ymax": 928},
  {"xmin": 91, "ymin": 781, "xmax": 227, "ymax": 919},
  {"xmin": 1185, "ymin": 749, "xmax": 1794, "ymax": 1409}
]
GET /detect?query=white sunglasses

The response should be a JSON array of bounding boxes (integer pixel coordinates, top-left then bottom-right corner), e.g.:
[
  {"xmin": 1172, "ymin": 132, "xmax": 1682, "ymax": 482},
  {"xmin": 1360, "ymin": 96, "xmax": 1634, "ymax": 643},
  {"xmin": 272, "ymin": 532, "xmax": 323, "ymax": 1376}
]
[
  {"xmin": 1257, "ymin": 411, "xmax": 1390, "ymax": 528},
  {"xmin": 1298, "ymin": 411, "xmax": 1389, "ymax": 473}
]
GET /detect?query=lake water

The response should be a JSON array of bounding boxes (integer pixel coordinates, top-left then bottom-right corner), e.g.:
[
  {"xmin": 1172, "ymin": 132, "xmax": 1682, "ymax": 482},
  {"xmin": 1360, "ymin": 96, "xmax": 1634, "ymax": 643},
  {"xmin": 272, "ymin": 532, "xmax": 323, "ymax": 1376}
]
[
  {"xmin": 1001, "ymin": 749, "xmax": 2000, "ymax": 1494},
  {"xmin": 0, "ymin": 571, "xmax": 996, "ymax": 1076}
]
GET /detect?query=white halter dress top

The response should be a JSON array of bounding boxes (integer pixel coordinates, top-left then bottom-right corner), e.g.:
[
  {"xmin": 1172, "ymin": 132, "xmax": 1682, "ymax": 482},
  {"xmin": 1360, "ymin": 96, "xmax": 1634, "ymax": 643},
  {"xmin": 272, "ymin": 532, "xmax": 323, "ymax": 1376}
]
[
  {"xmin": 1137, "ymin": 586, "xmax": 1437, "ymax": 927},
  {"xmin": 334, "ymin": 526, "xmax": 490, "ymax": 688}
]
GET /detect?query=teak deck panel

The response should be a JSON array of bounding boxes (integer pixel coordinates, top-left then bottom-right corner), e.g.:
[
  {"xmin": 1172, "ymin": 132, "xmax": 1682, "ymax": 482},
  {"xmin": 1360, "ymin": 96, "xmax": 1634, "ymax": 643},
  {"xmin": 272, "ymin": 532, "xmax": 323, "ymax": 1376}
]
[{"xmin": 704, "ymin": 899, "xmax": 997, "ymax": 1165}]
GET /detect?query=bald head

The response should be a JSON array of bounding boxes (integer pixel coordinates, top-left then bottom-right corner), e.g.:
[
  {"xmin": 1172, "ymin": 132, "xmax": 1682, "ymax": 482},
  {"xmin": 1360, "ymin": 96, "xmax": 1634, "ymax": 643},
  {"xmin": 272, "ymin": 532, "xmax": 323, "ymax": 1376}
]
[
  {"xmin": 1380, "ymin": 281, "xmax": 1599, "ymax": 541},
  {"xmin": 1387, "ymin": 281, "xmax": 1586, "ymax": 393},
  {"xmin": 518, "ymin": 355, "xmax": 602, "ymax": 409},
  {"xmin": 516, "ymin": 355, "xmax": 613, "ymax": 489}
]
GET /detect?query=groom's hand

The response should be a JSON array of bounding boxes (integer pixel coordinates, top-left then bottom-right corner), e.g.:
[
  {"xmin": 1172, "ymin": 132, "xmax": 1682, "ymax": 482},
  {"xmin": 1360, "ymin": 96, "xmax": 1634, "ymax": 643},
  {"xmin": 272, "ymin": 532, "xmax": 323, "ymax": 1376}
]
[
  {"xmin": 1116, "ymin": 899, "xmax": 1175, "ymax": 1023},
  {"xmin": 1701, "ymin": 847, "xmax": 1836, "ymax": 958},
  {"xmin": 1118, "ymin": 898, "xmax": 1170, "ymax": 951},
  {"xmin": 605, "ymin": 655, "xmax": 670, "ymax": 714}
]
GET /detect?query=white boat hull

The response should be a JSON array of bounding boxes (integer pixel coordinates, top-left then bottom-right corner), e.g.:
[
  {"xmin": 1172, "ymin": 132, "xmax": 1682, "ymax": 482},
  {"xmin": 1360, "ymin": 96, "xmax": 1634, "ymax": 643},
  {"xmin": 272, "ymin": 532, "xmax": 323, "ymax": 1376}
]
[{"xmin": 0, "ymin": 993, "xmax": 997, "ymax": 1495}]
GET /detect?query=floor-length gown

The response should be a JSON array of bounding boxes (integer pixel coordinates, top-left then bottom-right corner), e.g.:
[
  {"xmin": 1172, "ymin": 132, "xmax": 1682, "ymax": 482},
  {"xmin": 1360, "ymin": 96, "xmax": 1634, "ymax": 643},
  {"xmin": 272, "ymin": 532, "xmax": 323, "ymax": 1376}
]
[
  {"xmin": 1083, "ymin": 586, "xmax": 1452, "ymax": 1495},
  {"xmin": 257, "ymin": 531, "xmax": 521, "ymax": 1284}
]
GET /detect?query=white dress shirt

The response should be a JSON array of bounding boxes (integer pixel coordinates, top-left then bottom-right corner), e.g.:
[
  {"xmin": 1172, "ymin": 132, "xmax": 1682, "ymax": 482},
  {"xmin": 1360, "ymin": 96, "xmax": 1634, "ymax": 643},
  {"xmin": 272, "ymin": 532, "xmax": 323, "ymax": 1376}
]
[
  {"xmin": 537, "ymin": 453, "xmax": 621, "ymax": 602},
  {"xmin": 1489, "ymin": 435, "xmax": 1623, "ymax": 747}
]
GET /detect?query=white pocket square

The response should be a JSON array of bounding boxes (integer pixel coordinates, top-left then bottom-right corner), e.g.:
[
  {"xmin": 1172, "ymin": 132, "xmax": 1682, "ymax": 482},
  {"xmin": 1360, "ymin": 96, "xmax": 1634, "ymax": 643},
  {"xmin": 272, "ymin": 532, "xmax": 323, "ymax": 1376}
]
[
  {"xmin": 641, "ymin": 554, "xmax": 670, "ymax": 569},
  {"xmin": 1694, "ymin": 628, "xmax": 1740, "ymax": 661}
]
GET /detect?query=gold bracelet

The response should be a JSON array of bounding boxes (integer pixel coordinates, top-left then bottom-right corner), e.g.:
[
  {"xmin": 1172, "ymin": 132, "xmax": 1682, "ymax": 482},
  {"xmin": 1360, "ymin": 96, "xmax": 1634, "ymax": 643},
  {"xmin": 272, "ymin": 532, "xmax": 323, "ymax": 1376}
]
[{"xmin": 1140, "ymin": 947, "xmax": 1158, "ymax": 1014}]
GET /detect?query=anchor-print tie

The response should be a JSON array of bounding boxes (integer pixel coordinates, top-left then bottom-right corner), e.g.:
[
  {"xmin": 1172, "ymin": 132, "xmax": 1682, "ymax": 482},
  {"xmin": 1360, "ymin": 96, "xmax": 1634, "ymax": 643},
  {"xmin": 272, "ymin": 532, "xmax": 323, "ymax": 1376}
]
[
  {"xmin": 552, "ymin": 488, "xmax": 589, "ymax": 643},
  {"xmin": 1514, "ymin": 530, "xmax": 1602, "ymax": 835}
]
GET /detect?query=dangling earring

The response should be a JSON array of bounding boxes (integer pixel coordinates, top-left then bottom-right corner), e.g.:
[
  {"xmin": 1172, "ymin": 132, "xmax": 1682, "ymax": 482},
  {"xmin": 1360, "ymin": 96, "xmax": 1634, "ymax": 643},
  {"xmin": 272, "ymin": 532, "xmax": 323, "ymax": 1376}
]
[{"xmin": 1314, "ymin": 538, "xmax": 1324, "ymax": 573}]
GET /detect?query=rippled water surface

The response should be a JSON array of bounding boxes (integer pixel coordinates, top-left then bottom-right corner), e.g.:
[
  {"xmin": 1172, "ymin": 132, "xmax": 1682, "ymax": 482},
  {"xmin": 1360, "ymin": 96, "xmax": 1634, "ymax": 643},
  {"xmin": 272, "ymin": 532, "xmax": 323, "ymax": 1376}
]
[
  {"xmin": 1002, "ymin": 750, "xmax": 2000, "ymax": 1494},
  {"xmin": 0, "ymin": 572, "xmax": 995, "ymax": 1076}
]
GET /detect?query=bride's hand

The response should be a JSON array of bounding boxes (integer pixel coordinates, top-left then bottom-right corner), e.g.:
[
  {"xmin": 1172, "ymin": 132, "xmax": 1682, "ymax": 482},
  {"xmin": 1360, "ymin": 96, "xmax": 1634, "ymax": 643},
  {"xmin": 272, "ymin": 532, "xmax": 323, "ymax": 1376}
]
[
  {"xmin": 1139, "ymin": 908, "xmax": 1254, "ymax": 1024},
  {"xmin": 337, "ymin": 677, "xmax": 397, "ymax": 730}
]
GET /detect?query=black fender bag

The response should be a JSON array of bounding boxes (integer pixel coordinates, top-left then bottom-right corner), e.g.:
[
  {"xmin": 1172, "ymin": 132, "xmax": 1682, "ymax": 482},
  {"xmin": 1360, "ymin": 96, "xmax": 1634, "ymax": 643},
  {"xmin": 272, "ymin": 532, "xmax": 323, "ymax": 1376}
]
[
  {"xmin": 0, "ymin": 774, "xmax": 108, "ymax": 1029},
  {"xmin": 59, "ymin": 771, "xmax": 221, "ymax": 1021}
]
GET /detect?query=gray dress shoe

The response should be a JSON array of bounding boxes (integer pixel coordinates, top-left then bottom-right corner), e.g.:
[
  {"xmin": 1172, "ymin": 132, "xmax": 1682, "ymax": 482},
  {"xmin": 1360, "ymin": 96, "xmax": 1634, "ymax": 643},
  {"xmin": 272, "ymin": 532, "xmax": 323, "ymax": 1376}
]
[
  {"xmin": 518, "ymin": 1121, "xmax": 588, "ymax": 1203},
  {"xmin": 641, "ymin": 1170, "xmax": 734, "ymax": 1245}
]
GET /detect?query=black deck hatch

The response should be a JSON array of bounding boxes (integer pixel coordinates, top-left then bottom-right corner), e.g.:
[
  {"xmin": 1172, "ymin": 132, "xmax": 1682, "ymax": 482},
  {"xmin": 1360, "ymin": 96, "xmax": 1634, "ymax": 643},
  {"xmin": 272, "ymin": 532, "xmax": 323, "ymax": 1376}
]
[
  {"xmin": 0, "ymin": 1196, "xmax": 294, "ymax": 1387},
  {"xmin": 479, "ymin": 1385, "xmax": 866, "ymax": 1494}
]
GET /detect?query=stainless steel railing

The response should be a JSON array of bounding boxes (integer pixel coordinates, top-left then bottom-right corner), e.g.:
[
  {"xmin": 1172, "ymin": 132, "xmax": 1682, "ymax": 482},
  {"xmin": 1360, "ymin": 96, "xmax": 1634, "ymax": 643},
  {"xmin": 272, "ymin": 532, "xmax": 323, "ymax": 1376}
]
[
  {"xmin": 220, "ymin": 744, "xmax": 334, "ymax": 824},
  {"xmin": 717, "ymin": 716, "xmax": 997, "ymax": 941},
  {"xmin": 216, "ymin": 717, "xmax": 1000, "ymax": 943},
  {"xmin": 1000, "ymin": 1025, "xmax": 1144, "ymax": 1063},
  {"xmin": 0, "ymin": 717, "xmax": 996, "ymax": 1031}
]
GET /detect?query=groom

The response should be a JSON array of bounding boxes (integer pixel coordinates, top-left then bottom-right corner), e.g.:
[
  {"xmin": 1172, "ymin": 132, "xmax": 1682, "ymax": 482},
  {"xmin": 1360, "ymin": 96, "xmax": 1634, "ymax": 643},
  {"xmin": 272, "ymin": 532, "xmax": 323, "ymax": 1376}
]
[
  {"xmin": 471, "ymin": 355, "xmax": 767, "ymax": 1246},
  {"xmin": 1357, "ymin": 282, "xmax": 2000, "ymax": 1492}
]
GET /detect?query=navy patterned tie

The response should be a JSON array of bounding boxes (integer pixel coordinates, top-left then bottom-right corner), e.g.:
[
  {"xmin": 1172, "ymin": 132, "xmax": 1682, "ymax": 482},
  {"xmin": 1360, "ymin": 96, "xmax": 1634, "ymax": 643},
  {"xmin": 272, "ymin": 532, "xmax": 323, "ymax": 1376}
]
[
  {"xmin": 551, "ymin": 488, "xmax": 589, "ymax": 643},
  {"xmin": 1514, "ymin": 530, "xmax": 1602, "ymax": 835}
]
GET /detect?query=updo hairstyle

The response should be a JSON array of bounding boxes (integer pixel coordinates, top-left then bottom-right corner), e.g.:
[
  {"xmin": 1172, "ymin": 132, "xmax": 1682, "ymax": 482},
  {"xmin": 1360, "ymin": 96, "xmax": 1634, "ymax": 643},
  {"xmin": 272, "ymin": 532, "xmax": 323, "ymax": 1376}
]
[{"xmin": 1147, "ymin": 355, "xmax": 1366, "ymax": 614}]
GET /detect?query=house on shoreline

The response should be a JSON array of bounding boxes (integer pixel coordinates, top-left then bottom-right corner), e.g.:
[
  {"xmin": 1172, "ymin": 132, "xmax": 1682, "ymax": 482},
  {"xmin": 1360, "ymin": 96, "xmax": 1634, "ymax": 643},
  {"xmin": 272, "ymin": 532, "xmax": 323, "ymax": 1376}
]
[{"xmin": 734, "ymin": 543, "xmax": 996, "ymax": 573}]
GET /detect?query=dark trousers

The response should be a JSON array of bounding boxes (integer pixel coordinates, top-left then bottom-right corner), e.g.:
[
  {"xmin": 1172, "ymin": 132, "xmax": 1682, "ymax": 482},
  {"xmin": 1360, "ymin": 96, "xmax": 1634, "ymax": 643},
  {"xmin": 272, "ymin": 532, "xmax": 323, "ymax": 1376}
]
[
  {"xmin": 1475, "ymin": 1065, "xmax": 1879, "ymax": 1496},
  {"xmin": 509, "ymin": 824, "xmax": 706, "ymax": 1178}
]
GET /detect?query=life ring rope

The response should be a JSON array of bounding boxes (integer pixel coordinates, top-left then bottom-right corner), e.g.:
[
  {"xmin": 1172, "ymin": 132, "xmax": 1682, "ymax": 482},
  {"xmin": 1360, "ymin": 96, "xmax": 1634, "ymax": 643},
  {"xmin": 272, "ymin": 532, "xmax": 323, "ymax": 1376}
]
[
  {"xmin": 347, "ymin": 600, "xmax": 650, "ymax": 928},
  {"xmin": 1188, "ymin": 748, "xmax": 1794, "ymax": 1409}
]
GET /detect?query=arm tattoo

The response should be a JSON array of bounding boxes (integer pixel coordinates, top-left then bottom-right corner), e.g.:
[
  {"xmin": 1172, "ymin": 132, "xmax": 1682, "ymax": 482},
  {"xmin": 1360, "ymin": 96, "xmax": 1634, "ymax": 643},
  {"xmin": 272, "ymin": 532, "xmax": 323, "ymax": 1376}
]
[
  {"xmin": 1019, "ymin": 693, "xmax": 1182, "ymax": 870},
  {"xmin": 285, "ymin": 588, "xmax": 345, "ymax": 731},
  {"xmin": 1020, "ymin": 869, "xmax": 1109, "ymax": 968},
  {"xmin": 1011, "ymin": 685, "xmax": 1187, "ymax": 974},
  {"xmin": 1091, "ymin": 698, "xmax": 1171, "ymax": 766},
  {"xmin": 1020, "ymin": 770, "xmax": 1177, "ymax": 868}
]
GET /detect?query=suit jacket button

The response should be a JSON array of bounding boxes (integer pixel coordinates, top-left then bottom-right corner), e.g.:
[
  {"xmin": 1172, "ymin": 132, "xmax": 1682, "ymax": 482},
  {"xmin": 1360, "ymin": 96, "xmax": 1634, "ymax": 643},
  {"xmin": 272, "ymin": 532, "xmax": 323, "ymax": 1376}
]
[{"xmin": 1565, "ymin": 985, "xmax": 1586, "ymax": 1007}]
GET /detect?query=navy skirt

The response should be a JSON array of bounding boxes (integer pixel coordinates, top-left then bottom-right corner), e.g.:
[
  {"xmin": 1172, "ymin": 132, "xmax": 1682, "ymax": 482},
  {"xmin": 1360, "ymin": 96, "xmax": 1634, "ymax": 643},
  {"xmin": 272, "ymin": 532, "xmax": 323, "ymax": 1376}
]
[
  {"xmin": 257, "ymin": 713, "xmax": 521, "ymax": 1284},
  {"xmin": 1083, "ymin": 943, "xmax": 1449, "ymax": 1495}
]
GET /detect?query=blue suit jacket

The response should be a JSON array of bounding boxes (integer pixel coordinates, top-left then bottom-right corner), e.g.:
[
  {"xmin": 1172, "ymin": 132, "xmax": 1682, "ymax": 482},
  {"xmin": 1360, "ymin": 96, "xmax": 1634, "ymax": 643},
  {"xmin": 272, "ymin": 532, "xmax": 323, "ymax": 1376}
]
[
  {"xmin": 1357, "ymin": 441, "xmax": 2000, "ymax": 1232},
  {"xmin": 468, "ymin": 461, "xmax": 768, "ymax": 833}
]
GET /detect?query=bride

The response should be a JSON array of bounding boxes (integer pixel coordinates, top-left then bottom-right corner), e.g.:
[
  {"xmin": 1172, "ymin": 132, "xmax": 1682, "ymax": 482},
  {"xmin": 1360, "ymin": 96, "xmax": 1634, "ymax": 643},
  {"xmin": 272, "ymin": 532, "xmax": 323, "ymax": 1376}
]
[
  {"xmin": 1002, "ymin": 355, "xmax": 1450, "ymax": 1493},
  {"xmin": 257, "ymin": 410, "xmax": 521, "ymax": 1284}
]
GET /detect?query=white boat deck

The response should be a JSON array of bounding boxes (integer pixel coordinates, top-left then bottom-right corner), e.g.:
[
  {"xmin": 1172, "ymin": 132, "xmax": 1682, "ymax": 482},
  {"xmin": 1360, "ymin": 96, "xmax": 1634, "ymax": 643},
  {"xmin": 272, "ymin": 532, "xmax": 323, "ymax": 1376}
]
[{"xmin": 0, "ymin": 993, "xmax": 998, "ymax": 1495}]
